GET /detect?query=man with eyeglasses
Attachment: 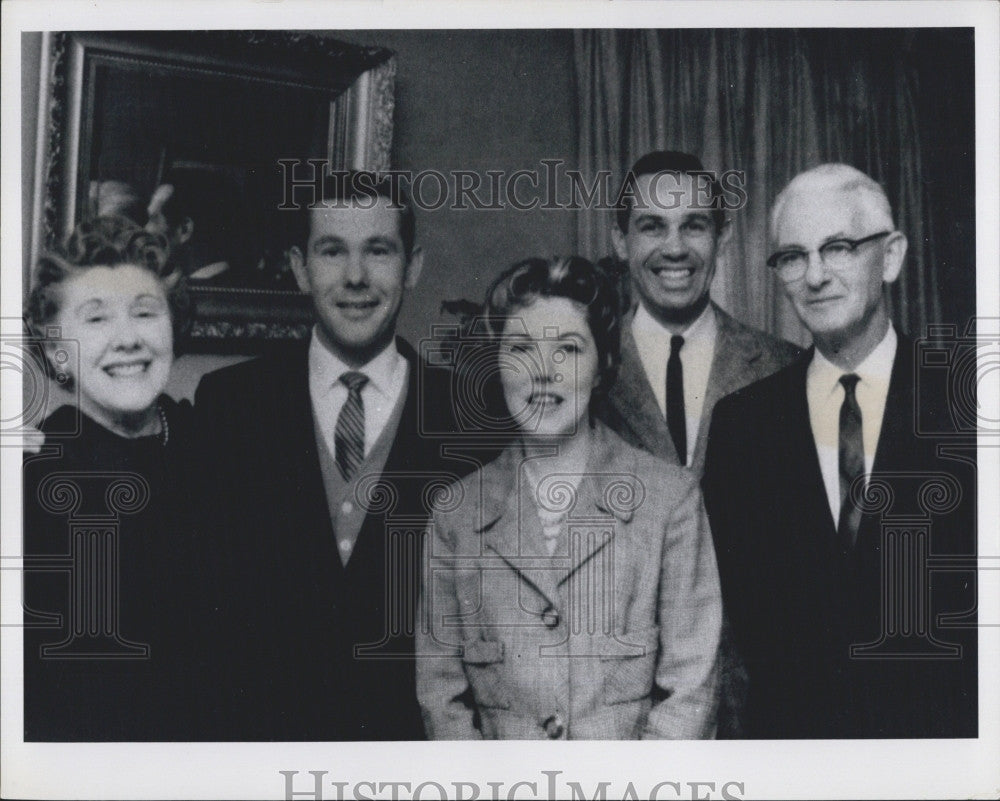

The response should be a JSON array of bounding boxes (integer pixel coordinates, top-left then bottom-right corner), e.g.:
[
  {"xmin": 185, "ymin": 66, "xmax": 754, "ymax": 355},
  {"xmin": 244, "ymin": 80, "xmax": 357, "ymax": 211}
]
[{"xmin": 702, "ymin": 163, "xmax": 977, "ymax": 738}]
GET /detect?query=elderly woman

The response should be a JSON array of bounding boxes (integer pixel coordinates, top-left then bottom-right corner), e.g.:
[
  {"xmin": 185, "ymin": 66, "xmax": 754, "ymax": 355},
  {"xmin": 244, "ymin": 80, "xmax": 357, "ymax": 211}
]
[
  {"xmin": 417, "ymin": 256, "xmax": 722, "ymax": 740},
  {"xmin": 22, "ymin": 216, "xmax": 207, "ymax": 740}
]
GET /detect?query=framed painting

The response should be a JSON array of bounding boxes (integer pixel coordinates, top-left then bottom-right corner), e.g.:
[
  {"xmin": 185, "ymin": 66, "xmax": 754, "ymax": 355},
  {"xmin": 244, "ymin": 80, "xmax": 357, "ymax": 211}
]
[{"xmin": 30, "ymin": 30, "xmax": 396, "ymax": 351}]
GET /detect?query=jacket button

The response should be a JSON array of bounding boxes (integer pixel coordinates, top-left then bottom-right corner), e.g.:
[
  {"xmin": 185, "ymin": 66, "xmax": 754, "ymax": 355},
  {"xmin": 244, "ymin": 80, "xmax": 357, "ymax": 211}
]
[
  {"xmin": 543, "ymin": 714, "xmax": 565, "ymax": 739},
  {"xmin": 541, "ymin": 605, "xmax": 560, "ymax": 628}
]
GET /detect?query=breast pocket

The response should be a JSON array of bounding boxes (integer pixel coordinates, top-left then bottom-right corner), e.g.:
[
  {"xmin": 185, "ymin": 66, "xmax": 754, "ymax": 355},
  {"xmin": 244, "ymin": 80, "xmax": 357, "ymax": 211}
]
[
  {"xmin": 600, "ymin": 626, "xmax": 660, "ymax": 705},
  {"xmin": 461, "ymin": 639, "xmax": 510, "ymax": 710}
]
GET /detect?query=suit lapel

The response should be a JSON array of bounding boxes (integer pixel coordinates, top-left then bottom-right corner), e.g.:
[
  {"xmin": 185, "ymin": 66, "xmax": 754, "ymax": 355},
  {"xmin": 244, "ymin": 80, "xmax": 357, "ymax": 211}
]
[
  {"xmin": 856, "ymin": 336, "xmax": 914, "ymax": 554},
  {"xmin": 870, "ymin": 337, "xmax": 913, "ymax": 476},
  {"xmin": 276, "ymin": 348, "xmax": 326, "ymax": 512},
  {"xmin": 340, "ymin": 339, "xmax": 438, "ymax": 579},
  {"xmin": 476, "ymin": 429, "xmax": 647, "ymax": 614},
  {"xmin": 273, "ymin": 346, "xmax": 346, "ymax": 579},
  {"xmin": 553, "ymin": 430, "xmax": 634, "ymax": 588},
  {"xmin": 380, "ymin": 339, "xmax": 423, "ymax": 476},
  {"xmin": 609, "ymin": 313, "xmax": 678, "ymax": 464},
  {"xmin": 478, "ymin": 447, "xmax": 563, "ymax": 605},
  {"xmin": 692, "ymin": 305, "xmax": 765, "ymax": 471}
]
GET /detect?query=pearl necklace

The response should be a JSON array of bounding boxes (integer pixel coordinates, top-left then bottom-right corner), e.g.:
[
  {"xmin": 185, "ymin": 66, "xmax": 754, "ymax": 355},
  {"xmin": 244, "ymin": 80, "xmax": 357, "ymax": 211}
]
[{"xmin": 156, "ymin": 403, "xmax": 170, "ymax": 447}]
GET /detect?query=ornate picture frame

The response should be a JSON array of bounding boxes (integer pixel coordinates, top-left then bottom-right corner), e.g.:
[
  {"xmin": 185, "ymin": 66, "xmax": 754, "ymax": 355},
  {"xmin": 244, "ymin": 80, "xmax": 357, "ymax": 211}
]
[{"xmin": 30, "ymin": 30, "xmax": 396, "ymax": 351}]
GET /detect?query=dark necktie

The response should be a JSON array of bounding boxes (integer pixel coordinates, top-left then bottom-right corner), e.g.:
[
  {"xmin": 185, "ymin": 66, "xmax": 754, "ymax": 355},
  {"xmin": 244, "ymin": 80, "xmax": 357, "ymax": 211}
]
[
  {"xmin": 837, "ymin": 373, "xmax": 864, "ymax": 550},
  {"xmin": 666, "ymin": 334, "xmax": 687, "ymax": 465},
  {"xmin": 335, "ymin": 371, "xmax": 369, "ymax": 482}
]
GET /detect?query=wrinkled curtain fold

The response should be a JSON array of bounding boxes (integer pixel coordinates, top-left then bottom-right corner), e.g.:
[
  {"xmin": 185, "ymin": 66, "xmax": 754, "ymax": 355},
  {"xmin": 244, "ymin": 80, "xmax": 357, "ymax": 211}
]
[{"xmin": 575, "ymin": 29, "xmax": 939, "ymax": 344}]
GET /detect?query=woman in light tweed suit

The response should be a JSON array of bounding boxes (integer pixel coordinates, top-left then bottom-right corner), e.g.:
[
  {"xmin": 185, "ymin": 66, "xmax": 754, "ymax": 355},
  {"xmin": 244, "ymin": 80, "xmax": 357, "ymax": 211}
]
[{"xmin": 417, "ymin": 256, "xmax": 721, "ymax": 739}]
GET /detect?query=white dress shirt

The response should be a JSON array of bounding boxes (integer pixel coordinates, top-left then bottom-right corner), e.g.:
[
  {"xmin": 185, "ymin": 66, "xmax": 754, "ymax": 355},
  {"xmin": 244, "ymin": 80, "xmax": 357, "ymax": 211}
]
[
  {"xmin": 807, "ymin": 325, "xmax": 897, "ymax": 526},
  {"xmin": 632, "ymin": 302, "xmax": 718, "ymax": 466},
  {"xmin": 307, "ymin": 328, "xmax": 408, "ymax": 459}
]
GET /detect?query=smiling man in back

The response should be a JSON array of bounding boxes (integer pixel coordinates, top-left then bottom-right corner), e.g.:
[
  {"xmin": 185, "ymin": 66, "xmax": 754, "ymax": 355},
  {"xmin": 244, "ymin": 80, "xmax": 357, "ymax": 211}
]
[
  {"xmin": 600, "ymin": 151, "xmax": 800, "ymax": 476},
  {"xmin": 598, "ymin": 151, "xmax": 801, "ymax": 737}
]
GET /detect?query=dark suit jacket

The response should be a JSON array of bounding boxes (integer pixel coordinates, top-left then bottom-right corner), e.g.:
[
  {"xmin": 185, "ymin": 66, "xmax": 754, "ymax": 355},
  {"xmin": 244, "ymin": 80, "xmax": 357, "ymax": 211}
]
[
  {"xmin": 194, "ymin": 338, "xmax": 469, "ymax": 740},
  {"xmin": 702, "ymin": 335, "xmax": 977, "ymax": 738},
  {"xmin": 599, "ymin": 302, "xmax": 801, "ymax": 476}
]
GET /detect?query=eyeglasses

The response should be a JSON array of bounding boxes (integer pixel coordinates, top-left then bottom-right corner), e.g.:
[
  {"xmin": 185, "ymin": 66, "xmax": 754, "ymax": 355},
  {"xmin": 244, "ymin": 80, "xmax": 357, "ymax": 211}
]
[{"xmin": 766, "ymin": 231, "xmax": 892, "ymax": 282}]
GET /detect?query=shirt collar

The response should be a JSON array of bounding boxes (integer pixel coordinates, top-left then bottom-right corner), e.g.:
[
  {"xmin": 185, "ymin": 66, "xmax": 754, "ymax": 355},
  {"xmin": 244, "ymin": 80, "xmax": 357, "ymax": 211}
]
[
  {"xmin": 308, "ymin": 326, "xmax": 402, "ymax": 398},
  {"xmin": 632, "ymin": 300, "xmax": 716, "ymax": 345},
  {"xmin": 808, "ymin": 324, "xmax": 898, "ymax": 395}
]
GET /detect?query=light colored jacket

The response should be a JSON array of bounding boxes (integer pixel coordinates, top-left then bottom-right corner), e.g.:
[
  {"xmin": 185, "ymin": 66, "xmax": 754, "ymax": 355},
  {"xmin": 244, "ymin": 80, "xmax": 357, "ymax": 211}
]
[
  {"xmin": 416, "ymin": 422, "xmax": 721, "ymax": 740},
  {"xmin": 599, "ymin": 302, "xmax": 802, "ymax": 476}
]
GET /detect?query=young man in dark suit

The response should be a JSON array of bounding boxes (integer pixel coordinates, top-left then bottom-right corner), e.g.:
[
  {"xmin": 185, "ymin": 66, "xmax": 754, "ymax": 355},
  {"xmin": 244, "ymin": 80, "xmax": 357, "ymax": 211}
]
[
  {"xmin": 194, "ymin": 173, "xmax": 465, "ymax": 740},
  {"xmin": 702, "ymin": 164, "xmax": 977, "ymax": 738},
  {"xmin": 600, "ymin": 150, "xmax": 800, "ymax": 477}
]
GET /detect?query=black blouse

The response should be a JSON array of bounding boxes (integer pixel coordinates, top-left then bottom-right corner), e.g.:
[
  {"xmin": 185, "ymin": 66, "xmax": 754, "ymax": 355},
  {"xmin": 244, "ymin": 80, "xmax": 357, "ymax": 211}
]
[{"xmin": 22, "ymin": 396, "xmax": 213, "ymax": 741}]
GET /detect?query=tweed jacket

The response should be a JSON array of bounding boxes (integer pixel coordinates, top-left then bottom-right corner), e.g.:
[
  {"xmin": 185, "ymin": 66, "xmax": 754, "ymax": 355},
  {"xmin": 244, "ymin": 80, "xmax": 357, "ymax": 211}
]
[
  {"xmin": 417, "ymin": 422, "xmax": 722, "ymax": 740},
  {"xmin": 599, "ymin": 302, "xmax": 801, "ymax": 476}
]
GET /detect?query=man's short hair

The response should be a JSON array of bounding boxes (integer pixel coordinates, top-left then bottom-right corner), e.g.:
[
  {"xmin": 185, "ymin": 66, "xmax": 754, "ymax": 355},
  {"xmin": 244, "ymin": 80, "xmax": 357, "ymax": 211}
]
[
  {"xmin": 615, "ymin": 150, "xmax": 726, "ymax": 233},
  {"xmin": 158, "ymin": 168, "xmax": 242, "ymax": 265},
  {"xmin": 292, "ymin": 171, "xmax": 417, "ymax": 261},
  {"xmin": 769, "ymin": 163, "xmax": 895, "ymax": 240}
]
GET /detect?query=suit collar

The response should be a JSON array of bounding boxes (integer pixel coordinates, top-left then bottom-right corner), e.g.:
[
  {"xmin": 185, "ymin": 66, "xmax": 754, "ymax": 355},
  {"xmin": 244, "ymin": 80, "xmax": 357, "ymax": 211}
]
[
  {"xmin": 308, "ymin": 328, "xmax": 406, "ymax": 400},
  {"xmin": 610, "ymin": 302, "xmax": 771, "ymax": 468},
  {"xmin": 788, "ymin": 336, "xmax": 912, "ymax": 519},
  {"xmin": 473, "ymin": 424, "xmax": 640, "ymax": 603},
  {"xmin": 474, "ymin": 422, "xmax": 638, "ymax": 533},
  {"xmin": 711, "ymin": 303, "xmax": 765, "ymax": 365},
  {"xmin": 280, "ymin": 335, "xmax": 422, "ymax": 498},
  {"xmin": 280, "ymin": 334, "xmax": 419, "ymax": 431},
  {"xmin": 609, "ymin": 309, "xmax": 678, "ymax": 462},
  {"xmin": 632, "ymin": 298, "xmax": 716, "ymax": 346},
  {"xmin": 807, "ymin": 324, "xmax": 897, "ymax": 393},
  {"xmin": 692, "ymin": 304, "xmax": 770, "ymax": 463},
  {"xmin": 870, "ymin": 333, "xmax": 914, "ymax": 475}
]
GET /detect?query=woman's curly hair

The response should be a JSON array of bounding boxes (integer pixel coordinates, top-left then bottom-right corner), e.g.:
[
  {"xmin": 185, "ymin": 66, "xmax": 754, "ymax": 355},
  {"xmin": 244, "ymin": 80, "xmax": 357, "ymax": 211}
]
[
  {"xmin": 483, "ymin": 255, "xmax": 621, "ymax": 394},
  {"xmin": 25, "ymin": 215, "xmax": 191, "ymax": 347}
]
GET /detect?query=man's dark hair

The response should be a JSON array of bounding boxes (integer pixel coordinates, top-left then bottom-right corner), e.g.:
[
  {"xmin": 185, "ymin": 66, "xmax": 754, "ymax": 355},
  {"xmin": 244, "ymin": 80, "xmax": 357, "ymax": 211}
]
[
  {"xmin": 291, "ymin": 171, "xmax": 417, "ymax": 261},
  {"xmin": 159, "ymin": 168, "xmax": 243, "ymax": 267},
  {"xmin": 615, "ymin": 150, "xmax": 726, "ymax": 233}
]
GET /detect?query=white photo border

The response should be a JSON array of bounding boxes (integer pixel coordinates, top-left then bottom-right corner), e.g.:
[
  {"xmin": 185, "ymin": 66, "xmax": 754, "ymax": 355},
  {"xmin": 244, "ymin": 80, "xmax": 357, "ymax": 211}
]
[{"xmin": 2, "ymin": 2, "xmax": 997, "ymax": 799}]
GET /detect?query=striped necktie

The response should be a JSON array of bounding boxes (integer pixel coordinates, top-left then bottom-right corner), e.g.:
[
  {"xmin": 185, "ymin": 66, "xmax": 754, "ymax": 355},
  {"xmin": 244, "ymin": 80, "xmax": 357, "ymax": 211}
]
[{"xmin": 335, "ymin": 371, "xmax": 369, "ymax": 481}]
